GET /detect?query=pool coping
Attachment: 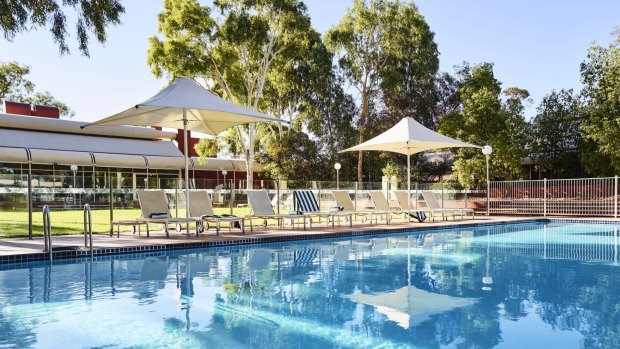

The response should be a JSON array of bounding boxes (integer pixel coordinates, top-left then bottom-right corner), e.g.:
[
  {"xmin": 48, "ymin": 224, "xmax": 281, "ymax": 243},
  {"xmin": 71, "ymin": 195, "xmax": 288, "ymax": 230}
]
[{"xmin": 0, "ymin": 217, "xmax": 613, "ymax": 265}]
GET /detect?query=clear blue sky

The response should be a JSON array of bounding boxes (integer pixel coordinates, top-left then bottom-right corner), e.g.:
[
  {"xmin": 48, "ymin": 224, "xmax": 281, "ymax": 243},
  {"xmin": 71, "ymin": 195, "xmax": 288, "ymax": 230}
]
[{"xmin": 0, "ymin": 0, "xmax": 618, "ymax": 122}]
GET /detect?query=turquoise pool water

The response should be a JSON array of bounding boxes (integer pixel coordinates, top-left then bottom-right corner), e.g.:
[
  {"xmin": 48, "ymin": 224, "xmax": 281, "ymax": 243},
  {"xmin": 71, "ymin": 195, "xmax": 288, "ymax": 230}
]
[{"xmin": 1, "ymin": 221, "xmax": 619, "ymax": 348}]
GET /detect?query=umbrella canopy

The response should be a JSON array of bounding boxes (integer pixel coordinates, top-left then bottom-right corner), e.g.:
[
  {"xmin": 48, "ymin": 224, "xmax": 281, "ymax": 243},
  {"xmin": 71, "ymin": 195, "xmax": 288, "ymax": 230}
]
[
  {"xmin": 341, "ymin": 117, "xmax": 479, "ymax": 216},
  {"xmin": 83, "ymin": 76, "xmax": 285, "ymax": 220},
  {"xmin": 83, "ymin": 76, "xmax": 280, "ymax": 135},
  {"xmin": 341, "ymin": 117, "xmax": 478, "ymax": 155}
]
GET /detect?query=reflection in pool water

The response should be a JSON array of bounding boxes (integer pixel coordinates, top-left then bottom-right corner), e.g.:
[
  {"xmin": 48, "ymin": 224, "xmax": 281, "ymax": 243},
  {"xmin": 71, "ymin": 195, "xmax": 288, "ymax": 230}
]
[{"xmin": 1, "ymin": 221, "xmax": 619, "ymax": 348}]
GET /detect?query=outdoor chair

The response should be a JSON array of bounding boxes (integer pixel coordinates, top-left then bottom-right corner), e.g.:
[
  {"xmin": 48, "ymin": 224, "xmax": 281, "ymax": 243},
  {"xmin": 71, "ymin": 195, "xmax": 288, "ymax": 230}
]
[
  {"xmin": 331, "ymin": 190, "xmax": 391, "ymax": 224},
  {"xmin": 187, "ymin": 190, "xmax": 245, "ymax": 235},
  {"xmin": 392, "ymin": 191, "xmax": 433, "ymax": 222},
  {"xmin": 368, "ymin": 190, "xmax": 425, "ymax": 222},
  {"xmin": 421, "ymin": 191, "xmax": 474, "ymax": 220},
  {"xmin": 292, "ymin": 190, "xmax": 352, "ymax": 228},
  {"xmin": 246, "ymin": 190, "xmax": 307, "ymax": 232},
  {"xmin": 135, "ymin": 190, "xmax": 200, "ymax": 237}
]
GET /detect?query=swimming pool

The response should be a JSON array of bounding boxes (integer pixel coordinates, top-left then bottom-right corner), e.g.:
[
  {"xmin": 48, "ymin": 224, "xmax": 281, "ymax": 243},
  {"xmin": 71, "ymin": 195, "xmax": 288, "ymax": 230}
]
[{"xmin": 1, "ymin": 220, "xmax": 619, "ymax": 348}]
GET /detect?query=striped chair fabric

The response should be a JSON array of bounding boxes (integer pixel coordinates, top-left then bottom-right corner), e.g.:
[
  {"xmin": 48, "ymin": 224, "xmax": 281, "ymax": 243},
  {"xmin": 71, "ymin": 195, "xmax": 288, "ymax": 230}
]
[{"xmin": 293, "ymin": 190, "xmax": 321, "ymax": 212}]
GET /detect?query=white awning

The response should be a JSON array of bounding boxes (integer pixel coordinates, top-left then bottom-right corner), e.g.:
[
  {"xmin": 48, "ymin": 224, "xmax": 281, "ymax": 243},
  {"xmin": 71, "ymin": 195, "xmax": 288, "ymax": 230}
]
[
  {"xmin": 0, "ymin": 128, "xmax": 184, "ymax": 169},
  {"xmin": 29, "ymin": 149, "xmax": 93, "ymax": 166},
  {"xmin": 145, "ymin": 156, "xmax": 185, "ymax": 169},
  {"xmin": 190, "ymin": 157, "xmax": 257, "ymax": 171},
  {"xmin": 92, "ymin": 153, "xmax": 147, "ymax": 169},
  {"xmin": 0, "ymin": 128, "xmax": 181, "ymax": 156},
  {"xmin": 0, "ymin": 147, "xmax": 28, "ymax": 163}
]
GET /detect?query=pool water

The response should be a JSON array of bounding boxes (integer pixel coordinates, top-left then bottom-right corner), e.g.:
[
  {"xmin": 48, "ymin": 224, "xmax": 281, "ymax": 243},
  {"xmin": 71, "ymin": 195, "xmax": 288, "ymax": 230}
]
[{"xmin": 1, "ymin": 221, "xmax": 620, "ymax": 348}]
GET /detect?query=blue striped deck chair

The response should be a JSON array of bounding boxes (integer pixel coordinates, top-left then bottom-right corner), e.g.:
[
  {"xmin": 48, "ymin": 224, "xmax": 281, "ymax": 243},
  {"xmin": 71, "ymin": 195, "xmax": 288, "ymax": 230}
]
[{"xmin": 292, "ymin": 190, "xmax": 352, "ymax": 228}]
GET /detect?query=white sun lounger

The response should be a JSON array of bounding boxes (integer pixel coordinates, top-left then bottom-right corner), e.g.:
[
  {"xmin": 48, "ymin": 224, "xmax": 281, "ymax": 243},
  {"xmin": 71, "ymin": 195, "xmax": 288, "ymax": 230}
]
[
  {"xmin": 421, "ymin": 191, "xmax": 474, "ymax": 220},
  {"xmin": 246, "ymin": 190, "xmax": 307, "ymax": 232},
  {"xmin": 393, "ymin": 190, "xmax": 439, "ymax": 222},
  {"xmin": 187, "ymin": 191, "xmax": 245, "ymax": 235},
  {"xmin": 370, "ymin": 191, "xmax": 429, "ymax": 222},
  {"xmin": 332, "ymin": 190, "xmax": 391, "ymax": 224},
  {"xmin": 131, "ymin": 190, "xmax": 200, "ymax": 237}
]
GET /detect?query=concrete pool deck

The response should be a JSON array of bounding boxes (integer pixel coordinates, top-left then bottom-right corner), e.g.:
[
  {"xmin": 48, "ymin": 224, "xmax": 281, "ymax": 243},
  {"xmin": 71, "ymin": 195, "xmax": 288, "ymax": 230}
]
[{"xmin": 0, "ymin": 215, "xmax": 604, "ymax": 264}]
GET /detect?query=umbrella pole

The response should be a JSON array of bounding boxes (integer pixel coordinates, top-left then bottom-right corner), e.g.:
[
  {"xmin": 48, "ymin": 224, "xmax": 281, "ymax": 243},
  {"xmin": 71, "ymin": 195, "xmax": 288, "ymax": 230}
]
[
  {"xmin": 407, "ymin": 152, "xmax": 411, "ymax": 222},
  {"xmin": 183, "ymin": 109, "xmax": 190, "ymax": 220}
]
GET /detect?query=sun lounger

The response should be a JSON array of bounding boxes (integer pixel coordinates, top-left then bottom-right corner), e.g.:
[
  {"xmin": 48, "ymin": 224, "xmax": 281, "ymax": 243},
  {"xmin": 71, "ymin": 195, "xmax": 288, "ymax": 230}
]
[
  {"xmin": 246, "ymin": 190, "xmax": 306, "ymax": 232},
  {"xmin": 368, "ymin": 191, "xmax": 423, "ymax": 222},
  {"xmin": 292, "ymin": 190, "xmax": 352, "ymax": 228},
  {"xmin": 187, "ymin": 190, "xmax": 245, "ymax": 235},
  {"xmin": 135, "ymin": 190, "xmax": 200, "ymax": 237},
  {"xmin": 392, "ymin": 190, "xmax": 432, "ymax": 222},
  {"xmin": 421, "ymin": 191, "xmax": 474, "ymax": 220},
  {"xmin": 331, "ymin": 190, "xmax": 391, "ymax": 224}
]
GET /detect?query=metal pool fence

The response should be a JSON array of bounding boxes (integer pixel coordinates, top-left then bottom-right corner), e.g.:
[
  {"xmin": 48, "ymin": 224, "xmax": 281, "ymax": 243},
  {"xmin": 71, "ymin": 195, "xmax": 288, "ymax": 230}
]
[
  {"xmin": 0, "ymin": 175, "xmax": 484, "ymax": 237},
  {"xmin": 489, "ymin": 177, "xmax": 619, "ymax": 217}
]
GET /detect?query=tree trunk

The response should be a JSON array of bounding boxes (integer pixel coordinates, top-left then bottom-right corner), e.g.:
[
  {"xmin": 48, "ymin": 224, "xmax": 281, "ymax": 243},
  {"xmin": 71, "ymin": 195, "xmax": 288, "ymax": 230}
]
[
  {"xmin": 246, "ymin": 123, "xmax": 255, "ymax": 189},
  {"xmin": 357, "ymin": 88, "xmax": 369, "ymax": 183}
]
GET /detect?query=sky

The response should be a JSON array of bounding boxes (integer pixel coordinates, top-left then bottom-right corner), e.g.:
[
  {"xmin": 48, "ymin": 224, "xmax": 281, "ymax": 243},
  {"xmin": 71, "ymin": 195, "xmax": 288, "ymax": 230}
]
[{"xmin": 1, "ymin": 0, "xmax": 619, "ymax": 122}]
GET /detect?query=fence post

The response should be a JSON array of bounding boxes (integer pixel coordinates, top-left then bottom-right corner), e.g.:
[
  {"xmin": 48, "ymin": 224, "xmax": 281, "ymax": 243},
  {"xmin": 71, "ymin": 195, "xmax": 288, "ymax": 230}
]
[
  {"xmin": 354, "ymin": 182, "xmax": 358, "ymax": 211},
  {"xmin": 230, "ymin": 179, "xmax": 234, "ymax": 215},
  {"xmin": 415, "ymin": 182, "xmax": 418, "ymax": 209},
  {"xmin": 318, "ymin": 181, "xmax": 322, "ymax": 210},
  {"xmin": 464, "ymin": 188, "xmax": 468, "ymax": 209},
  {"xmin": 276, "ymin": 180, "xmax": 280, "ymax": 214},
  {"xmin": 27, "ymin": 173, "xmax": 33, "ymax": 240},
  {"xmin": 441, "ymin": 182, "xmax": 445, "ymax": 208},
  {"xmin": 543, "ymin": 178, "xmax": 547, "ymax": 217},
  {"xmin": 109, "ymin": 171, "xmax": 114, "ymax": 223},
  {"xmin": 615, "ymin": 175, "xmax": 618, "ymax": 218}
]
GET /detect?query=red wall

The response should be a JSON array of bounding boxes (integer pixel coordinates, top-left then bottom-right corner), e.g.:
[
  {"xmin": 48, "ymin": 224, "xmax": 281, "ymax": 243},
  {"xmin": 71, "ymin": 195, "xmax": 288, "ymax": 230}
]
[
  {"xmin": 4, "ymin": 101, "xmax": 60, "ymax": 118},
  {"xmin": 176, "ymin": 129, "xmax": 199, "ymax": 157}
]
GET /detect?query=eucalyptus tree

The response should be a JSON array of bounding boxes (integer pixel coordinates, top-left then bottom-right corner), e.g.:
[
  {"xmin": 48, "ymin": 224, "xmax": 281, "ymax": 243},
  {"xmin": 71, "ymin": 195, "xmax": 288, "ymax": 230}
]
[
  {"xmin": 0, "ymin": 62, "xmax": 73, "ymax": 117},
  {"xmin": 0, "ymin": 0, "xmax": 124, "ymax": 56},
  {"xmin": 531, "ymin": 89, "xmax": 583, "ymax": 178},
  {"xmin": 439, "ymin": 63, "xmax": 529, "ymax": 187},
  {"xmin": 579, "ymin": 30, "xmax": 620, "ymax": 175},
  {"xmin": 324, "ymin": 0, "xmax": 438, "ymax": 183},
  {"xmin": 148, "ymin": 0, "xmax": 321, "ymax": 188}
]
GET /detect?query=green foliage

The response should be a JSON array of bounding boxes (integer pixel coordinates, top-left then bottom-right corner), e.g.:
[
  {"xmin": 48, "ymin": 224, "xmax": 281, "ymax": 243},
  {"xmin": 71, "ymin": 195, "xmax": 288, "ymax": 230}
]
[
  {"xmin": 579, "ymin": 31, "xmax": 620, "ymax": 175},
  {"xmin": 194, "ymin": 138, "xmax": 219, "ymax": 158},
  {"xmin": 412, "ymin": 153, "xmax": 454, "ymax": 182},
  {"xmin": 148, "ymin": 0, "xmax": 331, "ymax": 185},
  {"xmin": 0, "ymin": 62, "xmax": 73, "ymax": 117},
  {"xmin": 439, "ymin": 63, "xmax": 529, "ymax": 187},
  {"xmin": 324, "ymin": 0, "xmax": 438, "ymax": 181},
  {"xmin": 0, "ymin": 0, "xmax": 124, "ymax": 56},
  {"xmin": 531, "ymin": 89, "xmax": 584, "ymax": 178},
  {"xmin": 381, "ymin": 161, "xmax": 401, "ymax": 182},
  {"xmin": 258, "ymin": 127, "xmax": 326, "ymax": 181}
]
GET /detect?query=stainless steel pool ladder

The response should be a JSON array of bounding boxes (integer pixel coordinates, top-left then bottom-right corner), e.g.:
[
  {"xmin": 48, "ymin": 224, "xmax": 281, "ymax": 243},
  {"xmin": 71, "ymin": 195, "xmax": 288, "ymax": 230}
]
[
  {"xmin": 84, "ymin": 204, "xmax": 93, "ymax": 257},
  {"xmin": 42, "ymin": 205, "xmax": 52, "ymax": 261}
]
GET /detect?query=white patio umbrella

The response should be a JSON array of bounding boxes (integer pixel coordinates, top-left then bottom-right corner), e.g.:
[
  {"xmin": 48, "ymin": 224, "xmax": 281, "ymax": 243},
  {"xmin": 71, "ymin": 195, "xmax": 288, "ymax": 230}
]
[
  {"xmin": 83, "ymin": 76, "xmax": 285, "ymax": 218},
  {"xmin": 341, "ymin": 117, "xmax": 479, "ymax": 214}
]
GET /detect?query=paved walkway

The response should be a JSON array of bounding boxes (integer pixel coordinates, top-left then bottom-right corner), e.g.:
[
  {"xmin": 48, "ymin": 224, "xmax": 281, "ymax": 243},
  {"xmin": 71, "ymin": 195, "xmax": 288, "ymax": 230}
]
[{"xmin": 0, "ymin": 216, "xmax": 541, "ymax": 261}]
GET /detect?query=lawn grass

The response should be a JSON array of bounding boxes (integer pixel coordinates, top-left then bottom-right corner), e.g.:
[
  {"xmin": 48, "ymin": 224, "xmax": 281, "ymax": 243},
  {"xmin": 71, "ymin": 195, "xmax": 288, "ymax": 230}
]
[{"xmin": 0, "ymin": 206, "xmax": 255, "ymax": 238}]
